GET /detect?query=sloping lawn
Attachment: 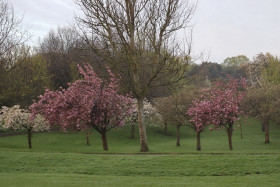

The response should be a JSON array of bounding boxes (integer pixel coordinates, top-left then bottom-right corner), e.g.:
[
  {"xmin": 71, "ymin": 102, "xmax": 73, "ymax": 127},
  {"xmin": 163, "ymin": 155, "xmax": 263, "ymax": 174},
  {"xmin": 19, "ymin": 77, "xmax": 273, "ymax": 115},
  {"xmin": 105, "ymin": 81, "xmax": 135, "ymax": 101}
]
[{"xmin": 0, "ymin": 117, "xmax": 279, "ymax": 186}]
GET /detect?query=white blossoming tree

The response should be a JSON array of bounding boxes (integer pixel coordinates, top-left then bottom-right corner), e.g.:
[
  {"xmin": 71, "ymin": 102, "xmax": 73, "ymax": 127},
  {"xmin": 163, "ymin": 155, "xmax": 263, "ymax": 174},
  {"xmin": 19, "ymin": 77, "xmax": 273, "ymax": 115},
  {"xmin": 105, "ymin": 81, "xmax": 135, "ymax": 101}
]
[
  {"xmin": 0, "ymin": 105, "xmax": 49, "ymax": 148},
  {"xmin": 127, "ymin": 99, "xmax": 157, "ymax": 138}
]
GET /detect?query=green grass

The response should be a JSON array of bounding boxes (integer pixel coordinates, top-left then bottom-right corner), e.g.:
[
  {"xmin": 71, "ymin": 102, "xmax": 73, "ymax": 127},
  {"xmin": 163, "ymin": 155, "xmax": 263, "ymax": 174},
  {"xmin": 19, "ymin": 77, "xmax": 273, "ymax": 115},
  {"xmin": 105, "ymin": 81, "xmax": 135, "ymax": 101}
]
[
  {"xmin": 0, "ymin": 118, "xmax": 279, "ymax": 153},
  {"xmin": 0, "ymin": 151, "xmax": 279, "ymax": 186},
  {"xmin": 0, "ymin": 117, "xmax": 280, "ymax": 186}
]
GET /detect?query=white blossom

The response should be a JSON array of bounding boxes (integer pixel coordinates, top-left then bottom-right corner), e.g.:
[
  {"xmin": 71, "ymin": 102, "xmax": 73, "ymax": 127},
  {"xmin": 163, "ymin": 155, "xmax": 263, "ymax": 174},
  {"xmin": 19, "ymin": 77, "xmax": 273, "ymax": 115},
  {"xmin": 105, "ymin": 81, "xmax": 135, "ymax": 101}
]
[
  {"xmin": 126, "ymin": 99, "xmax": 158, "ymax": 126},
  {"xmin": 0, "ymin": 105, "xmax": 49, "ymax": 131}
]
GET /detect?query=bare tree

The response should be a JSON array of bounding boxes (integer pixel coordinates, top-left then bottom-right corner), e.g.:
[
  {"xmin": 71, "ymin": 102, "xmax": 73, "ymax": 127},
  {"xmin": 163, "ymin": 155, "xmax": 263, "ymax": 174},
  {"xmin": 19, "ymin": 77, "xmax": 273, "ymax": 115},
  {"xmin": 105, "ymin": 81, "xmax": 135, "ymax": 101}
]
[
  {"xmin": 75, "ymin": 0, "xmax": 196, "ymax": 152},
  {"xmin": 37, "ymin": 26, "xmax": 105, "ymax": 89},
  {"xmin": 0, "ymin": 0, "xmax": 29, "ymax": 79},
  {"xmin": 155, "ymin": 86, "xmax": 200, "ymax": 149}
]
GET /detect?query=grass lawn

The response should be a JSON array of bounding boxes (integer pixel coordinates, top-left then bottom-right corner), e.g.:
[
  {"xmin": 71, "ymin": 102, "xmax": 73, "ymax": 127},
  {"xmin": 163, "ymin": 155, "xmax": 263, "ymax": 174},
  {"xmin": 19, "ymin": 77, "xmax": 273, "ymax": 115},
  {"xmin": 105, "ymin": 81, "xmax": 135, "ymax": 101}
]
[{"xmin": 0, "ymin": 117, "xmax": 280, "ymax": 186}]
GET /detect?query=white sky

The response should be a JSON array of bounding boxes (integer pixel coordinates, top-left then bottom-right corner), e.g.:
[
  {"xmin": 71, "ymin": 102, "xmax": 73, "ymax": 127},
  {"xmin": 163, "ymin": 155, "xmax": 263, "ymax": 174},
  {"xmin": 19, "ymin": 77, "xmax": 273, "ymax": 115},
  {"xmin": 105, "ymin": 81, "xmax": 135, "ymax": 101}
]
[{"xmin": 9, "ymin": 0, "xmax": 280, "ymax": 63}]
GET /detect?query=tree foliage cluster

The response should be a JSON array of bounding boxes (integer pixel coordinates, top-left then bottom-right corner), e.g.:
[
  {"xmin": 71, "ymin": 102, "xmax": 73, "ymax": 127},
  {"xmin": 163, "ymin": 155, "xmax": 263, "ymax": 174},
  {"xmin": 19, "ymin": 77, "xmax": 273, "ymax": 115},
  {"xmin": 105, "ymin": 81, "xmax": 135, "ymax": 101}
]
[{"xmin": 30, "ymin": 64, "xmax": 133, "ymax": 150}]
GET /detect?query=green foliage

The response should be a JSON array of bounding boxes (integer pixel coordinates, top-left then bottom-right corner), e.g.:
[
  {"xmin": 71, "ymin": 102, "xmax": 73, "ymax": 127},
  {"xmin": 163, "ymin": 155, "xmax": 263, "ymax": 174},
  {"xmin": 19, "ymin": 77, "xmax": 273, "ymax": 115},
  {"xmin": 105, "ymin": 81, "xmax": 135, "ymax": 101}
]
[
  {"xmin": 222, "ymin": 55, "xmax": 249, "ymax": 67},
  {"xmin": 69, "ymin": 62, "xmax": 82, "ymax": 82},
  {"xmin": 0, "ymin": 47, "xmax": 52, "ymax": 107},
  {"xmin": 261, "ymin": 53, "xmax": 280, "ymax": 84}
]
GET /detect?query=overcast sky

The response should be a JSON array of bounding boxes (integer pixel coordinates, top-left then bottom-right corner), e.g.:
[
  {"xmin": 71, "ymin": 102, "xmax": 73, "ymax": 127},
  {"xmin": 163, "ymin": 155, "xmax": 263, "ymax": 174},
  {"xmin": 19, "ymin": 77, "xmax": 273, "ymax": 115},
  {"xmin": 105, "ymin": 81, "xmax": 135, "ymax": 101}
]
[{"xmin": 9, "ymin": 0, "xmax": 280, "ymax": 63}]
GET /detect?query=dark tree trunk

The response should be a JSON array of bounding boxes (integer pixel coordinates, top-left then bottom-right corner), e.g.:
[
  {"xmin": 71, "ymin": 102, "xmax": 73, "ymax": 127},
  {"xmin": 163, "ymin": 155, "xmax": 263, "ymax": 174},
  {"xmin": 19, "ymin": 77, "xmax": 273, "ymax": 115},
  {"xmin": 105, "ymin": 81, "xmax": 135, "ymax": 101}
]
[
  {"xmin": 196, "ymin": 131, "xmax": 201, "ymax": 151},
  {"xmin": 176, "ymin": 125, "xmax": 181, "ymax": 147},
  {"xmin": 261, "ymin": 119, "xmax": 266, "ymax": 132},
  {"xmin": 131, "ymin": 123, "xmax": 135, "ymax": 139},
  {"xmin": 27, "ymin": 128, "xmax": 32, "ymax": 149},
  {"xmin": 86, "ymin": 130, "xmax": 93, "ymax": 146},
  {"xmin": 136, "ymin": 98, "xmax": 149, "ymax": 152},
  {"xmin": 101, "ymin": 133, "xmax": 108, "ymax": 151},
  {"xmin": 86, "ymin": 133, "xmax": 90, "ymax": 146},
  {"xmin": 164, "ymin": 123, "xmax": 168, "ymax": 135},
  {"xmin": 227, "ymin": 127, "xmax": 233, "ymax": 150},
  {"xmin": 264, "ymin": 121, "xmax": 270, "ymax": 144},
  {"xmin": 87, "ymin": 135, "xmax": 90, "ymax": 146},
  {"xmin": 240, "ymin": 124, "xmax": 243, "ymax": 139}
]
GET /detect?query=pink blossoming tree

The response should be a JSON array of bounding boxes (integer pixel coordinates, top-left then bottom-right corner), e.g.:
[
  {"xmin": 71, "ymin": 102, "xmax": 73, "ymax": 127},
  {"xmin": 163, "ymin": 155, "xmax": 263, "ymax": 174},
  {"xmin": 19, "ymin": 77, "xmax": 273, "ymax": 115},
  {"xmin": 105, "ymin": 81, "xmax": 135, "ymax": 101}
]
[
  {"xmin": 187, "ymin": 100, "xmax": 212, "ymax": 151},
  {"xmin": 30, "ymin": 65, "xmax": 133, "ymax": 150},
  {"xmin": 188, "ymin": 76, "xmax": 247, "ymax": 150},
  {"xmin": 209, "ymin": 77, "xmax": 246, "ymax": 150}
]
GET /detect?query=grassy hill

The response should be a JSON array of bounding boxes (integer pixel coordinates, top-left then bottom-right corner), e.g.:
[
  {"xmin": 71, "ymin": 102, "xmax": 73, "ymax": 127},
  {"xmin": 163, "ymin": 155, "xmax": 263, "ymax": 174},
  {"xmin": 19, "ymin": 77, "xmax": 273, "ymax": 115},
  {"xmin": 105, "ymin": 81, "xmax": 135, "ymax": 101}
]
[{"xmin": 0, "ymin": 117, "xmax": 280, "ymax": 186}]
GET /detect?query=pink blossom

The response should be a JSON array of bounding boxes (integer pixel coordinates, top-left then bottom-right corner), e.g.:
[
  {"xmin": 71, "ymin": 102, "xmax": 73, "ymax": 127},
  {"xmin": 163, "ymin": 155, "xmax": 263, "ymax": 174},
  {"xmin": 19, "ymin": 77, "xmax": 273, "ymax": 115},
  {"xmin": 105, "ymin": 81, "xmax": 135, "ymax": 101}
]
[{"xmin": 30, "ymin": 64, "xmax": 133, "ymax": 133}]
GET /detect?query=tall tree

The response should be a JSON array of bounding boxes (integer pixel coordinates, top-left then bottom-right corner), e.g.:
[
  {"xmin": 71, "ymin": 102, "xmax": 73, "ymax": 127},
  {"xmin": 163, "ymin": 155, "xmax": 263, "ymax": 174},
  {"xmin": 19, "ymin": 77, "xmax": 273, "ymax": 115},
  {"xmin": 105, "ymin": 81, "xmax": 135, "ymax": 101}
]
[
  {"xmin": 0, "ymin": 0, "xmax": 29, "ymax": 80},
  {"xmin": 75, "ymin": 0, "xmax": 196, "ymax": 151},
  {"xmin": 37, "ymin": 26, "xmax": 102, "ymax": 89},
  {"xmin": 37, "ymin": 27, "xmax": 79, "ymax": 89}
]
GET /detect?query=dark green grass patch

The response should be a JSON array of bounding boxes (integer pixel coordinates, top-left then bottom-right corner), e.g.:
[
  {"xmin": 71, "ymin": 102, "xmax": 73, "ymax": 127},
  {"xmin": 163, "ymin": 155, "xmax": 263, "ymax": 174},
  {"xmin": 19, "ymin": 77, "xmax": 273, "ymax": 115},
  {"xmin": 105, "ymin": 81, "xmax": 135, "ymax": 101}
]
[
  {"xmin": 0, "ymin": 151, "xmax": 279, "ymax": 177},
  {"xmin": 1, "ymin": 173, "xmax": 279, "ymax": 187},
  {"xmin": 0, "ymin": 151, "xmax": 279, "ymax": 186}
]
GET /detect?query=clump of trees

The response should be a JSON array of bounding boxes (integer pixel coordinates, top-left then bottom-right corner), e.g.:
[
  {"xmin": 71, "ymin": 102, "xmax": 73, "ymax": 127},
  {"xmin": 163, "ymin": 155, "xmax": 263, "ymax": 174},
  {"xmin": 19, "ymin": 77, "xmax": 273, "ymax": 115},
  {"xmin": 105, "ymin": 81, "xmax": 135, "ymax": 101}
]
[
  {"xmin": 30, "ymin": 64, "xmax": 133, "ymax": 150},
  {"xmin": 156, "ymin": 77, "xmax": 247, "ymax": 151},
  {"xmin": 195, "ymin": 77, "xmax": 247, "ymax": 150},
  {"xmin": 75, "ymin": 0, "xmax": 196, "ymax": 152},
  {"xmin": 2, "ymin": 0, "xmax": 280, "ymax": 153},
  {"xmin": 0, "ymin": 105, "xmax": 49, "ymax": 148}
]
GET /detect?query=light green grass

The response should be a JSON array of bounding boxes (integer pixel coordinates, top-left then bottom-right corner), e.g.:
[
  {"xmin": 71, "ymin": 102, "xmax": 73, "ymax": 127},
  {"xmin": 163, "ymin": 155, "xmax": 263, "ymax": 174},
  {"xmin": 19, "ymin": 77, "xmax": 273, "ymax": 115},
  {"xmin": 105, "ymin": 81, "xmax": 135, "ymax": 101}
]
[
  {"xmin": 0, "ymin": 118, "xmax": 279, "ymax": 153},
  {"xmin": 0, "ymin": 117, "xmax": 280, "ymax": 186}
]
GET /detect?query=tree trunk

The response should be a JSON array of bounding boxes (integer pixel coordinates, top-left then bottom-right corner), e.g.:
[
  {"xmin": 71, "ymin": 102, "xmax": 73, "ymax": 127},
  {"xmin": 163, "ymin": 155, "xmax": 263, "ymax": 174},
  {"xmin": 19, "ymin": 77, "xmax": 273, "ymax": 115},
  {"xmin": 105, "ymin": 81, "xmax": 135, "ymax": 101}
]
[
  {"xmin": 86, "ymin": 135, "xmax": 90, "ymax": 146},
  {"xmin": 240, "ymin": 124, "xmax": 243, "ymax": 139},
  {"xmin": 261, "ymin": 119, "xmax": 266, "ymax": 132},
  {"xmin": 176, "ymin": 125, "xmax": 180, "ymax": 147},
  {"xmin": 196, "ymin": 131, "xmax": 201, "ymax": 151},
  {"xmin": 86, "ymin": 133, "xmax": 90, "ymax": 146},
  {"xmin": 101, "ymin": 133, "xmax": 108, "ymax": 151},
  {"xmin": 86, "ymin": 130, "xmax": 93, "ymax": 146},
  {"xmin": 227, "ymin": 127, "xmax": 233, "ymax": 150},
  {"xmin": 131, "ymin": 123, "xmax": 135, "ymax": 139},
  {"xmin": 264, "ymin": 121, "xmax": 270, "ymax": 144},
  {"xmin": 27, "ymin": 128, "xmax": 32, "ymax": 149},
  {"xmin": 164, "ymin": 123, "xmax": 168, "ymax": 135},
  {"xmin": 136, "ymin": 98, "xmax": 149, "ymax": 152}
]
